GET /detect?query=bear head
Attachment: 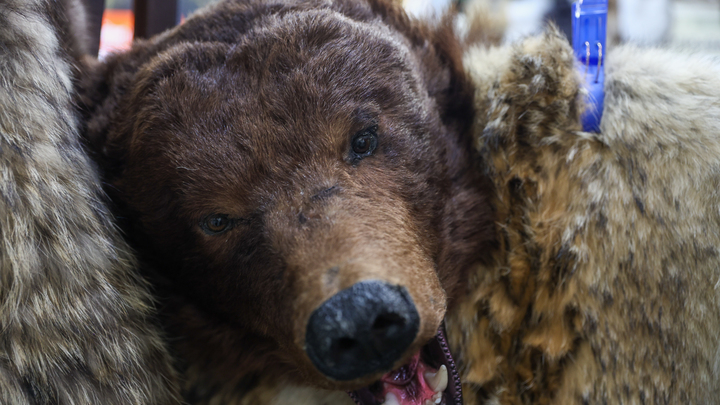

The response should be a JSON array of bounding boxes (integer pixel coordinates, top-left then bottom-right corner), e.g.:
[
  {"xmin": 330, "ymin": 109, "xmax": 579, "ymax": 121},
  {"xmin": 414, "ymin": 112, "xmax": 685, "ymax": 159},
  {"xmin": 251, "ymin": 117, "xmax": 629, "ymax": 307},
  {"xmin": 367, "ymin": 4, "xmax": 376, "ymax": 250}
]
[{"xmin": 79, "ymin": 0, "xmax": 495, "ymax": 403}]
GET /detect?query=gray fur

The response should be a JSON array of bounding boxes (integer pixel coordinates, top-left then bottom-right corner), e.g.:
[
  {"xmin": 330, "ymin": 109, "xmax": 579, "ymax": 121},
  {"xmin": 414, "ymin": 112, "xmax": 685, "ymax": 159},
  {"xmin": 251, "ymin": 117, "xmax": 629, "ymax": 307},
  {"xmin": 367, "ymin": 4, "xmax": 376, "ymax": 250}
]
[{"xmin": 0, "ymin": 0, "xmax": 180, "ymax": 403}]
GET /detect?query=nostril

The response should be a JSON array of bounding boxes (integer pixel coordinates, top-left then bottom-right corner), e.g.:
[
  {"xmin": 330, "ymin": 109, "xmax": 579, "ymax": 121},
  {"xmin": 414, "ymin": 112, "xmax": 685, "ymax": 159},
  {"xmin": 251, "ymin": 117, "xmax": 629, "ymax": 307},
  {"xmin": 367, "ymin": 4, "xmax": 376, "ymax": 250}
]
[
  {"xmin": 372, "ymin": 312, "xmax": 405, "ymax": 336},
  {"xmin": 330, "ymin": 337, "xmax": 359, "ymax": 364},
  {"xmin": 333, "ymin": 337, "xmax": 357, "ymax": 353}
]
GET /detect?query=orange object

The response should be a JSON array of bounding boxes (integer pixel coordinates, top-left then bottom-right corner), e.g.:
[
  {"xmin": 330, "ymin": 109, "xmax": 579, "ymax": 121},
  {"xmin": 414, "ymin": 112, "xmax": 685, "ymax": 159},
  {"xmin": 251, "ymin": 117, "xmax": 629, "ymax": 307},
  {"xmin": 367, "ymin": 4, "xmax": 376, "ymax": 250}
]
[{"xmin": 99, "ymin": 9, "xmax": 135, "ymax": 59}]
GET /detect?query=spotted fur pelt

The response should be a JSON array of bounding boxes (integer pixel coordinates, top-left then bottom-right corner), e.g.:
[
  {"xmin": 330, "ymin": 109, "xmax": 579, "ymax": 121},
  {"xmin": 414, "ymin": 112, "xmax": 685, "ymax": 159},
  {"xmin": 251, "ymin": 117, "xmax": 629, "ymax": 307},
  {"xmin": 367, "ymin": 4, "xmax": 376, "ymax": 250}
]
[
  {"xmin": 0, "ymin": 0, "xmax": 180, "ymax": 403},
  {"xmin": 448, "ymin": 28, "xmax": 720, "ymax": 404}
]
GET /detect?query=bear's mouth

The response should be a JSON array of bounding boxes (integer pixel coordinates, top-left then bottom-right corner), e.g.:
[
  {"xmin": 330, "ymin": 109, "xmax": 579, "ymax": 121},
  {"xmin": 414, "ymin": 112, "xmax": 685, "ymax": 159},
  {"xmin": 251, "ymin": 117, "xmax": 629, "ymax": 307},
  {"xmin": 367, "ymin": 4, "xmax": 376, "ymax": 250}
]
[{"xmin": 348, "ymin": 324, "xmax": 462, "ymax": 405}]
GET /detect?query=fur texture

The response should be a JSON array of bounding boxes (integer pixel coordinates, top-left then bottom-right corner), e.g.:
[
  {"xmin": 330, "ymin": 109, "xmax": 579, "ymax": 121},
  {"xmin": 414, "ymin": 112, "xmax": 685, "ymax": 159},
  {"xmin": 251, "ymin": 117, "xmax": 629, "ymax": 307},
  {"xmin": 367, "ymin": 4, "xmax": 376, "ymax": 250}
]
[
  {"xmin": 14, "ymin": 0, "xmax": 717, "ymax": 403},
  {"xmin": 449, "ymin": 29, "xmax": 720, "ymax": 404},
  {"xmin": 459, "ymin": 0, "xmax": 505, "ymax": 48},
  {"xmin": 0, "ymin": 0, "xmax": 180, "ymax": 403}
]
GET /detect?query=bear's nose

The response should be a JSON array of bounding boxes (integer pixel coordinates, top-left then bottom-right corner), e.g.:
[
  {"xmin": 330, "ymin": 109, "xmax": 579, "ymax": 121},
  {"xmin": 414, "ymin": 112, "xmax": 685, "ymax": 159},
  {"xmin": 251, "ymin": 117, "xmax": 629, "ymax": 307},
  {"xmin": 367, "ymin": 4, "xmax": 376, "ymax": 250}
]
[{"xmin": 305, "ymin": 280, "xmax": 420, "ymax": 381}]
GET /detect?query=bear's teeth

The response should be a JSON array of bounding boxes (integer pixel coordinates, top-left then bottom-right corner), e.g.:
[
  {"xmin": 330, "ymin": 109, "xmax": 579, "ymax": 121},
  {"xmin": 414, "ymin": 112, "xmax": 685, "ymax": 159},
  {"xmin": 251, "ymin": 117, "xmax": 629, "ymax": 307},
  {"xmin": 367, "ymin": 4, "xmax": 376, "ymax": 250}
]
[
  {"xmin": 424, "ymin": 365, "xmax": 448, "ymax": 393},
  {"xmin": 384, "ymin": 392, "xmax": 400, "ymax": 405},
  {"xmin": 422, "ymin": 392, "xmax": 443, "ymax": 405}
]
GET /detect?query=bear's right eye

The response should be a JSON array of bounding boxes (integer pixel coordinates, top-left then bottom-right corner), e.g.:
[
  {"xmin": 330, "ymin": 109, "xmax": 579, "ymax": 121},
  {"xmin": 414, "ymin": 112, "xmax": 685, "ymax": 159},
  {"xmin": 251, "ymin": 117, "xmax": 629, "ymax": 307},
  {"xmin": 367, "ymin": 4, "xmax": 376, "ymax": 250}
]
[
  {"xmin": 201, "ymin": 214, "xmax": 233, "ymax": 235},
  {"xmin": 351, "ymin": 126, "xmax": 378, "ymax": 159}
]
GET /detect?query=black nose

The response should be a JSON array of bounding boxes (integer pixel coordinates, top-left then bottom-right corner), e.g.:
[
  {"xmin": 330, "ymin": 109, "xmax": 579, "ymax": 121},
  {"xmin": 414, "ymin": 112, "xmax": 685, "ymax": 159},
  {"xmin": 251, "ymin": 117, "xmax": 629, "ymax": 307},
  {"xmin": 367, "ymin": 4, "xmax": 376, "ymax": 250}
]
[{"xmin": 305, "ymin": 280, "xmax": 420, "ymax": 381}]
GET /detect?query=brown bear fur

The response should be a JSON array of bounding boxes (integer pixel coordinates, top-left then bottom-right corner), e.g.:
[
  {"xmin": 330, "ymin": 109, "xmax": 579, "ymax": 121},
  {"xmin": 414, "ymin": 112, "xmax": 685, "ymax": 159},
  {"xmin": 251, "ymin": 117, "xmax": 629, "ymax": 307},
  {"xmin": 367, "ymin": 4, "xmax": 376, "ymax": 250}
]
[
  {"xmin": 77, "ymin": 0, "xmax": 495, "ymax": 402},
  {"xmin": 0, "ymin": 0, "xmax": 180, "ymax": 403},
  {"xmin": 448, "ymin": 28, "xmax": 720, "ymax": 404}
]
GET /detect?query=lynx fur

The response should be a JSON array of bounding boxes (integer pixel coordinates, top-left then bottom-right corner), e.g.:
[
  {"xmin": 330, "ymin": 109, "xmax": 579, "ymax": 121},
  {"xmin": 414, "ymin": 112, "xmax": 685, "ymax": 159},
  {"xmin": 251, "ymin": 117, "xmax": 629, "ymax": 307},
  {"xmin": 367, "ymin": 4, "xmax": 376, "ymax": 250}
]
[{"xmin": 448, "ymin": 29, "xmax": 720, "ymax": 404}]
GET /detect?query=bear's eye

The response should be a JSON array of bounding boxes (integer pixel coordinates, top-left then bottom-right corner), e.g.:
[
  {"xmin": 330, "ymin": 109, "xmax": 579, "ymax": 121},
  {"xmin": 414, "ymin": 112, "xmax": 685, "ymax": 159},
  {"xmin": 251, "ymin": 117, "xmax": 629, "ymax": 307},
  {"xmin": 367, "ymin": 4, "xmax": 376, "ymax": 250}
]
[
  {"xmin": 201, "ymin": 214, "xmax": 233, "ymax": 235},
  {"xmin": 351, "ymin": 127, "xmax": 378, "ymax": 158}
]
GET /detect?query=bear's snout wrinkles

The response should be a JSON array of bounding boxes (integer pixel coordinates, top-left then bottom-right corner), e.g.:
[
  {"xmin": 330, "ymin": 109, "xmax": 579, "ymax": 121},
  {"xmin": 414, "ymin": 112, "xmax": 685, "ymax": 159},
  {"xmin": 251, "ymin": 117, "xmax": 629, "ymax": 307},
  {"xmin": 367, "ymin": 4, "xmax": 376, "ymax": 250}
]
[{"xmin": 305, "ymin": 280, "xmax": 420, "ymax": 381}]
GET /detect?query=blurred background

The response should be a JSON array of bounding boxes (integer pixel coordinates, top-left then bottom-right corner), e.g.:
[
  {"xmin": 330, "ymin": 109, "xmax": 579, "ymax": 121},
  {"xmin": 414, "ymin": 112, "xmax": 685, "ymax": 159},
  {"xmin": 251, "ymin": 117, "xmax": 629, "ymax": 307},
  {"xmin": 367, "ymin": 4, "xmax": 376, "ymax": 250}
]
[{"xmin": 98, "ymin": 0, "xmax": 719, "ymax": 58}]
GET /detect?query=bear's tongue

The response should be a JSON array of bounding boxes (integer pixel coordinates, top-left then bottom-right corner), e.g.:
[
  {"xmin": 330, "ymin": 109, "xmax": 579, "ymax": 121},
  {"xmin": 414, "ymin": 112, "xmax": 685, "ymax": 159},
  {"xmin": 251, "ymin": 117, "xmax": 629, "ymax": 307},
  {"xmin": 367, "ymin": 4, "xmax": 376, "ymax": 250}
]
[{"xmin": 348, "ymin": 325, "xmax": 462, "ymax": 405}]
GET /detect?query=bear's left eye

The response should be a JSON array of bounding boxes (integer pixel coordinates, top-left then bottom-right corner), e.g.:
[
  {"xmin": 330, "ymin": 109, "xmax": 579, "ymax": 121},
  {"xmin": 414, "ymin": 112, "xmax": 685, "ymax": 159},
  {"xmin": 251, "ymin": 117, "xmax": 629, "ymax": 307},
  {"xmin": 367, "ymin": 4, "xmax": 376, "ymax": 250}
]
[
  {"xmin": 351, "ymin": 127, "xmax": 378, "ymax": 158},
  {"xmin": 201, "ymin": 214, "xmax": 233, "ymax": 235}
]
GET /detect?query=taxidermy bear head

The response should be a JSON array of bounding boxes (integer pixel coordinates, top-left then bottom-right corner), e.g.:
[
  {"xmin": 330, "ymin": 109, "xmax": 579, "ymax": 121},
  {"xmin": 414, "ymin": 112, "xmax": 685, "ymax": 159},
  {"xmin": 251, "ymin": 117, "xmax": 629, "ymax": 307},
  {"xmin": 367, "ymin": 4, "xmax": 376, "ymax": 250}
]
[{"xmin": 79, "ymin": 0, "xmax": 495, "ymax": 403}]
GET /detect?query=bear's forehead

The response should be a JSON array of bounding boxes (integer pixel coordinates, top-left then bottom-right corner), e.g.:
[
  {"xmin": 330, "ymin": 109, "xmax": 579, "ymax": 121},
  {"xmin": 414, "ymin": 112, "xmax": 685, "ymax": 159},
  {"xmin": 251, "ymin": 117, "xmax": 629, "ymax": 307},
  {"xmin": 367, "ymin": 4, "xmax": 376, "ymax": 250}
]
[
  {"xmin": 130, "ymin": 13, "xmax": 428, "ymax": 162},
  {"xmin": 121, "ymin": 6, "xmax": 436, "ymax": 205},
  {"xmin": 155, "ymin": 11, "xmax": 419, "ymax": 100}
]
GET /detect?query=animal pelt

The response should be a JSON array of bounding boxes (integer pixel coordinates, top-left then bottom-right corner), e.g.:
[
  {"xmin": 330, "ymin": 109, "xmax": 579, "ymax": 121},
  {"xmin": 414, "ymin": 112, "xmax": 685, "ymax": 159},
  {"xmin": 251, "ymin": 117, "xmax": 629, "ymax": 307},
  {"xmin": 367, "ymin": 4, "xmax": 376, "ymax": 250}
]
[
  {"xmin": 0, "ymin": 0, "xmax": 180, "ymax": 403},
  {"xmin": 448, "ymin": 28, "xmax": 720, "ymax": 404}
]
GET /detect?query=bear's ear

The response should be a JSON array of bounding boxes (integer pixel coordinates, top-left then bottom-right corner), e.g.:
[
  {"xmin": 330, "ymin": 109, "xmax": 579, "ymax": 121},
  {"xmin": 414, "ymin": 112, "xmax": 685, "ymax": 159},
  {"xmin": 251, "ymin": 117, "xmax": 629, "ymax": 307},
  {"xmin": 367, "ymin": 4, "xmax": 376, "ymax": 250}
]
[
  {"xmin": 76, "ymin": 47, "xmax": 149, "ymax": 177},
  {"xmin": 77, "ymin": 42, "xmax": 229, "ymax": 179},
  {"xmin": 77, "ymin": 0, "xmax": 281, "ymax": 166},
  {"xmin": 366, "ymin": 0, "xmax": 476, "ymax": 136}
]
